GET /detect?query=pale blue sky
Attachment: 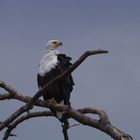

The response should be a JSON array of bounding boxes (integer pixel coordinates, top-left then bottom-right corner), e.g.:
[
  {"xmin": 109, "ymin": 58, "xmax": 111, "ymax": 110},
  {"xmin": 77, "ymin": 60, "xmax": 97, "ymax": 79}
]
[{"xmin": 0, "ymin": 0, "xmax": 140, "ymax": 139}]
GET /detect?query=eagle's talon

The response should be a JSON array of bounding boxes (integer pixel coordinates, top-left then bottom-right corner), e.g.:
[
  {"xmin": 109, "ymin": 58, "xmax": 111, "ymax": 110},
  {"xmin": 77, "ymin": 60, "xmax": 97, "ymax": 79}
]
[{"xmin": 47, "ymin": 98, "xmax": 57, "ymax": 107}]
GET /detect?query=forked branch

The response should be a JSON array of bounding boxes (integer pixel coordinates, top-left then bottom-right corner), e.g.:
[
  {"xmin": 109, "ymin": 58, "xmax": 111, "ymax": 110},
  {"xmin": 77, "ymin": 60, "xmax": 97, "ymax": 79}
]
[{"xmin": 0, "ymin": 49, "xmax": 133, "ymax": 140}]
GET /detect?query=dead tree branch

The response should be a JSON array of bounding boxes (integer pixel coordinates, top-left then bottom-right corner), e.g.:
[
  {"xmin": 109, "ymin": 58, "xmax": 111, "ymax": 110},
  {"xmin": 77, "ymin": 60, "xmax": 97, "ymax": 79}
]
[
  {"xmin": 1, "ymin": 105, "xmax": 132, "ymax": 140},
  {"xmin": 0, "ymin": 49, "xmax": 108, "ymax": 132},
  {"xmin": 62, "ymin": 120, "xmax": 69, "ymax": 140},
  {"xmin": 2, "ymin": 111, "xmax": 53, "ymax": 140},
  {"xmin": 0, "ymin": 49, "xmax": 133, "ymax": 140}
]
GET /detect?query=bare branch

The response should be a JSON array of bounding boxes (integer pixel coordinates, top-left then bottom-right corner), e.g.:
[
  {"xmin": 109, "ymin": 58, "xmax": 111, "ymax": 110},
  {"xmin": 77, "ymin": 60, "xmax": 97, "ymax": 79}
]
[
  {"xmin": 0, "ymin": 90, "xmax": 47, "ymax": 108},
  {"xmin": 0, "ymin": 92, "xmax": 133, "ymax": 139},
  {"xmin": 1, "ymin": 105, "xmax": 132, "ymax": 140},
  {"xmin": 2, "ymin": 111, "xmax": 53, "ymax": 140},
  {"xmin": 77, "ymin": 107, "xmax": 111, "ymax": 124},
  {"xmin": 0, "ymin": 49, "xmax": 108, "ymax": 132},
  {"xmin": 0, "ymin": 81, "xmax": 18, "ymax": 96},
  {"xmin": 48, "ymin": 104, "xmax": 133, "ymax": 140},
  {"xmin": 0, "ymin": 49, "xmax": 132, "ymax": 140},
  {"xmin": 62, "ymin": 120, "xmax": 69, "ymax": 140}
]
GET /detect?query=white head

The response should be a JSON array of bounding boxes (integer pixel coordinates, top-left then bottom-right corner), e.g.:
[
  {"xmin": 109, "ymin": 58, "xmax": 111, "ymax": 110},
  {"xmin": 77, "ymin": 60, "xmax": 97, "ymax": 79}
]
[{"xmin": 45, "ymin": 40, "xmax": 63, "ymax": 50}]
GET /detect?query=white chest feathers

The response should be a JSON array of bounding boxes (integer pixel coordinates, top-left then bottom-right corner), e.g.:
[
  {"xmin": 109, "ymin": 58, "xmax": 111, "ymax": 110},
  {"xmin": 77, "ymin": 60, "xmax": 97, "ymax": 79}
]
[{"xmin": 38, "ymin": 51, "xmax": 59, "ymax": 76}]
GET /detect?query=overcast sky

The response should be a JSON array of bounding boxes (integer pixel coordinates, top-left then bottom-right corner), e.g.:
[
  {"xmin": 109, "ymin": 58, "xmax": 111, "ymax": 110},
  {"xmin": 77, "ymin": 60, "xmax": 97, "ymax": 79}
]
[{"xmin": 0, "ymin": 0, "xmax": 140, "ymax": 139}]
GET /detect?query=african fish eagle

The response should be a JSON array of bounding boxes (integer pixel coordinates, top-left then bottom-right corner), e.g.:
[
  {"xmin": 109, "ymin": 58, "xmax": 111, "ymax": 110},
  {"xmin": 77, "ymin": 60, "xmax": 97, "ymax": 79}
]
[{"xmin": 37, "ymin": 40, "xmax": 74, "ymax": 121}]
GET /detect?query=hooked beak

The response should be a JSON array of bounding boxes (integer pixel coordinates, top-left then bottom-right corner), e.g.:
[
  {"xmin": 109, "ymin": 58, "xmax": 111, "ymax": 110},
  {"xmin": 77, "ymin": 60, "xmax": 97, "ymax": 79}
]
[{"xmin": 59, "ymin": 42, "xmax": 63, "ymax": 46}]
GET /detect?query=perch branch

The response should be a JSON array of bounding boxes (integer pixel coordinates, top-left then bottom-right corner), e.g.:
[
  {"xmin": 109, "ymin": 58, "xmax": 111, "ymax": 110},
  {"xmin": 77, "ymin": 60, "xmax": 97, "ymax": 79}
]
[
  {"xmin": 1, "ymin": 49, "xmax": 132, "ymax": 140},
  {"xmin": 2, "ymin": 105, "xmax": 132, "ymax": 140},
  {"xmin": 0, "ymin": 49, "xmax": 108, "ymax": 132}
]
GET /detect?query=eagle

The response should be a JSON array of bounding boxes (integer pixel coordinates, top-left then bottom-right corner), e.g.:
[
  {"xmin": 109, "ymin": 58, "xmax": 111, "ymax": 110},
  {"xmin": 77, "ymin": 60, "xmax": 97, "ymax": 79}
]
[{"xmin": 37, "ymin": 40, "xmax": 74, "ymax": 121}]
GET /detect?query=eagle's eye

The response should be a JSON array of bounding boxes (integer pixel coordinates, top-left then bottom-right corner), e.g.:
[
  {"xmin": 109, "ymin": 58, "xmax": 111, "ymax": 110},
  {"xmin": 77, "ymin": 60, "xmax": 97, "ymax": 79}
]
[
  {"xmin": 53, "ymin": 41, "xmax": 57, "ymax": 44},
  {"xmin": 52, "ymin": 41, "xmax": 59, "ymax": 46},
  {"xmin": 51, "ymin": 41, "xmax": 62, "ymax": 47}
]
